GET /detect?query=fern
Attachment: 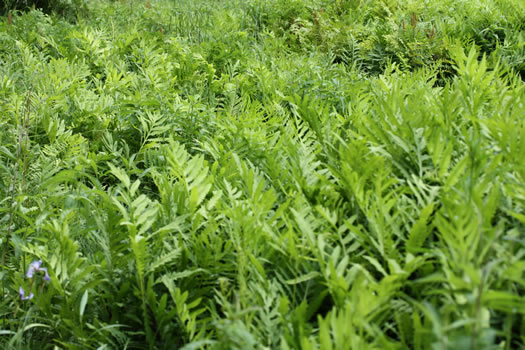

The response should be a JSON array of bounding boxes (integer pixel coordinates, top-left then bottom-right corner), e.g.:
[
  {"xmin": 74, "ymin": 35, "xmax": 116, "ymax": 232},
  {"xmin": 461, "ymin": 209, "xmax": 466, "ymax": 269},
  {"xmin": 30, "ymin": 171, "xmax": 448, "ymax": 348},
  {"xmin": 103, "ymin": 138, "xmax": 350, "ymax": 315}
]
[{"xmin": 1, "ymin": 1, "xmax": 525, "ymax": 349}]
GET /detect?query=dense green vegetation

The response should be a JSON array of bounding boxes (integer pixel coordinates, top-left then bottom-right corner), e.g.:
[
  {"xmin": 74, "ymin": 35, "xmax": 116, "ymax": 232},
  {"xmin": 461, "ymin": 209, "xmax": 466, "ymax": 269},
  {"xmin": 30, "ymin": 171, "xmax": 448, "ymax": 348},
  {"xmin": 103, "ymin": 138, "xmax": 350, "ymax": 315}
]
[
  {"xmin": 0, "ymin": 0, "xmax": 85, "ymax": 17},
  {"xmin": 1, "ymin": 0, "xmax": 524, "ymax": 348}
]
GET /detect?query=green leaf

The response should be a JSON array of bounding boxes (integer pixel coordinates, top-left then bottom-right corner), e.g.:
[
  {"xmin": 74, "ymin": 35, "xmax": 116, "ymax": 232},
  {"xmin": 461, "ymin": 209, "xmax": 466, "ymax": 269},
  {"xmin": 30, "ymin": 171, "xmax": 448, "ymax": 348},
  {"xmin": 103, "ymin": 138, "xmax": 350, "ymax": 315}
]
[
  {"xmin": 80, "ymin": 289, "xmax": 89, "ymax": 318},
  {"xmin": 407, "ymin": 203, "xmax": 434, "ymax": 253},
  {"xmin": 286, "ymin": 271, "xmax": 320, "ymax": 285}
]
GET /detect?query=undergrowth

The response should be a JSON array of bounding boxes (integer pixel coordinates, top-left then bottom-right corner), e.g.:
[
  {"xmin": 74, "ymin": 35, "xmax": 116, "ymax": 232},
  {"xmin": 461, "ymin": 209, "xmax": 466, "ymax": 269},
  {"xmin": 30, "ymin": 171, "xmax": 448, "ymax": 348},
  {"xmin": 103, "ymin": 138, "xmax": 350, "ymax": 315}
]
[{"xmin": 1, "ymin": 0, "xmax": 524, "ymax": 349}]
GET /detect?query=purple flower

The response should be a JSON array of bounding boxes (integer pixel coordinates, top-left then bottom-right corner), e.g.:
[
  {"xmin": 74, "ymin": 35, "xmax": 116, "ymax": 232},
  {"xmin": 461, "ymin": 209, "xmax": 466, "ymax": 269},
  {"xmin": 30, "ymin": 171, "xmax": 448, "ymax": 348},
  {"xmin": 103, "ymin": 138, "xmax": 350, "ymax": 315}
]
[
  {"xmin": 19, "ymin": 286, "xmax": 34, "ymax": 300},
  {"xmin": 26, "ymin": 260, "xmax": 50, "ymax": 281},
  {"xmin": 26, "ymin": 260, "xmax": 42, "ymax": 278},
  {"xmin": 40, "ymin": 267, "xmax": 50, "ymax": 281}
]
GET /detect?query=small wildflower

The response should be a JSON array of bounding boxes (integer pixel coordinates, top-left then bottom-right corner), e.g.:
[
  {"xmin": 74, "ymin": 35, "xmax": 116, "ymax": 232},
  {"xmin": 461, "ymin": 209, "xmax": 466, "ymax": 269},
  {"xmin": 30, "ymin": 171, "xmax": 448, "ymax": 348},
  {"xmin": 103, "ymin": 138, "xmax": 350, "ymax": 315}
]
[
  {"xmin": 26, "ymin": 260, "xmax": 50, "ymax": 281},
  {"xmin": 19, "ymin": 286, "xmax": 34, "ymax": 301},
  {"xmin": 40, "ymin": 267, "xmax": 50, "ymax": 281},
  {"xmin": 26, "ymin": 260, "xmax": 42, "ymax": 278},
  {"xmin": 19, "ymin": 259, "xmax": 50, "ymax": 300}
]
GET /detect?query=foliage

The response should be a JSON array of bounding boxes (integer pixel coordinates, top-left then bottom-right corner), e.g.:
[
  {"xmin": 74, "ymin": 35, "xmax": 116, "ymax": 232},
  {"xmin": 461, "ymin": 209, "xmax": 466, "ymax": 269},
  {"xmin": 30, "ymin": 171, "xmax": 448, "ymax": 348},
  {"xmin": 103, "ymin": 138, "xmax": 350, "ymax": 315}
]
[
  {"xmin": 0, "ymin": 0, "xmax": 524, "ymax": 349},
  {"xmin": 0, "ymin": 0, "xmax": 86, "ymax": 19}
]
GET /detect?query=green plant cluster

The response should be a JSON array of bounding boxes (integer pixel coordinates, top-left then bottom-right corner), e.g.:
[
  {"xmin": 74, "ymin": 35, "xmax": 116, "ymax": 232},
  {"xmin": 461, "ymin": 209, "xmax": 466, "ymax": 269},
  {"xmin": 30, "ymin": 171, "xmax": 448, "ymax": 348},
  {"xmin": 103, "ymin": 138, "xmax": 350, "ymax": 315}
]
[
  {"xmin": 245, "ymin": 0, "xmax": 524, "ymax": 80},
  {"xmin": 0, "ymin": 0, "xmax": 86, "ymax": 18},
  {"xmin": 0, "ymin": 0, "xmax": 524, "ymax": 349}
]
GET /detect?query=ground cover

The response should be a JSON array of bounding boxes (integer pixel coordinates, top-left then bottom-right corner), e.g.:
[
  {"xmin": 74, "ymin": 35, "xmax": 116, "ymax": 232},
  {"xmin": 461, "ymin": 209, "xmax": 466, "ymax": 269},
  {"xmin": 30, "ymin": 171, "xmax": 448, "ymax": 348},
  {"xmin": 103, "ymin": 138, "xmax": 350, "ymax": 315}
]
[{"xmin": 0, "ymin": 0, "xmax": 524, "ymax": 348}]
